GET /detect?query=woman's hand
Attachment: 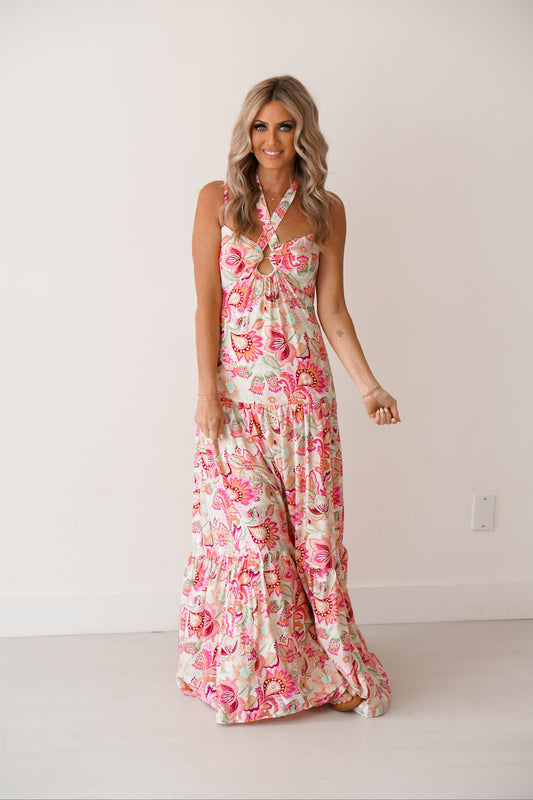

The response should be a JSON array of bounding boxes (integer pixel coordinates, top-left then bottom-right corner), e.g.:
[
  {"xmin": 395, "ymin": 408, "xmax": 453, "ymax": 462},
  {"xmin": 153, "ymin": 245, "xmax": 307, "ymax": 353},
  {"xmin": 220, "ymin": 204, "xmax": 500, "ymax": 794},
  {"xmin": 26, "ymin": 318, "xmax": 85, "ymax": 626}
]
[
  {"xmin": 194, "ymin": 395, "xmax": 224, "ymax": 441},
  {"xmin": 362, "ymin": 385, "xmax": 401, "ymax": 426}
]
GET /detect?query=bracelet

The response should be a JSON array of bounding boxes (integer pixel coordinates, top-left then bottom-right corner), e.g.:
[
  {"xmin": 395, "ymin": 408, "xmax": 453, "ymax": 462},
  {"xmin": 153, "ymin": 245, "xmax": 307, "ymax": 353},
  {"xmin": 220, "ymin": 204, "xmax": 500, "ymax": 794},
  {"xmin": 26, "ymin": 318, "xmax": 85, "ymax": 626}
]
[
  {"xmin": 361, "ymin": 385, "xmax": 381, "ymax": 399},
  {"xmin": 197, "ymin": 392, "xmax": 218, "ymax": 401}
]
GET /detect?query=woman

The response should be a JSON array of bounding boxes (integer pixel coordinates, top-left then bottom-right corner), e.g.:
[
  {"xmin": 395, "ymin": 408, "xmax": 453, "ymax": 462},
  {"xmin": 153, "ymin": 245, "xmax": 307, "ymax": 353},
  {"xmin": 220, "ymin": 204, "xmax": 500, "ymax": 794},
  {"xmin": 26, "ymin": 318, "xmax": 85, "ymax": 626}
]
[{"xmin": 175, "ymin": 75, "xmax": 400, "ymax": 725}]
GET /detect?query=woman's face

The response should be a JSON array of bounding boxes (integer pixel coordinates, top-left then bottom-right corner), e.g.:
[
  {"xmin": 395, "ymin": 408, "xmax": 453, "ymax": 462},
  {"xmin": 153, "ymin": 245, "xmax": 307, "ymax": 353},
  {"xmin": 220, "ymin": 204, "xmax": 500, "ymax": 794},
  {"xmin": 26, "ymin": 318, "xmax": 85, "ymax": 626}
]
[{"xmin": 251, "ymin": 100, "xmax": 297, "ymax": 172}]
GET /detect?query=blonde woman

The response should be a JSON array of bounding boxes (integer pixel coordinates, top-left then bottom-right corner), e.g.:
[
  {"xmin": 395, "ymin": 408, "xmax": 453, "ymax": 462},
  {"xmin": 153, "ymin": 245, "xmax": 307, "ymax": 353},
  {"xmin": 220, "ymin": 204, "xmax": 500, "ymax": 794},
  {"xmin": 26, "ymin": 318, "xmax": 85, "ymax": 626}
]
[{"xmin": 175, "ymin": 75, "xmax": 400, "ymax": 724}]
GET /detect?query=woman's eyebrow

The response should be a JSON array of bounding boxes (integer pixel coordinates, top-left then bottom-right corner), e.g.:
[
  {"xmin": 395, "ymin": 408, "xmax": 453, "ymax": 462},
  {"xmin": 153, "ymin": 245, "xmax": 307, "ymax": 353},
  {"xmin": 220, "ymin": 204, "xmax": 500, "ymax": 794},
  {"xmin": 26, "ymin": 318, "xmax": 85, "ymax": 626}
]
[{"xmin": 253, "ymin": 119, "xmax": 295, "ymax": 125}]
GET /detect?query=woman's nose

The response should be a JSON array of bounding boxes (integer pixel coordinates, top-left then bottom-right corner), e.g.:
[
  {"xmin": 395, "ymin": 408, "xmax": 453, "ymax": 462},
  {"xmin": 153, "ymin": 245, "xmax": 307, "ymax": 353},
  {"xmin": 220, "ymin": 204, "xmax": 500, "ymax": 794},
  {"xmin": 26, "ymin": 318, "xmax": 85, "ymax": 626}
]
[{"xmin": 266, "ymin": 131, "xmax": 279, "ymax": 147}]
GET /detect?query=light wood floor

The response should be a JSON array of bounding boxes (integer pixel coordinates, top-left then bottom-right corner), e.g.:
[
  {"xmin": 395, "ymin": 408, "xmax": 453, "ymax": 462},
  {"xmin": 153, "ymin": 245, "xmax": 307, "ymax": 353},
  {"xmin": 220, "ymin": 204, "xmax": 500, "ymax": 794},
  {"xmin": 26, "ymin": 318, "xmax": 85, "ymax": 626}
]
[{"xmin": 1, "ymin": 619, "xmax": 532, "ymax": 799}]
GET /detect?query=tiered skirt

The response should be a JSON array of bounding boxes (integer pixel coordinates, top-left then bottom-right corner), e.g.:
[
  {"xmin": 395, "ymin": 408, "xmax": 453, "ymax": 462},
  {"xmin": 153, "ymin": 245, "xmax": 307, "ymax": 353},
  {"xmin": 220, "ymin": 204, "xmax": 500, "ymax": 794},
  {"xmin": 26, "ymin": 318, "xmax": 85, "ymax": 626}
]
[{"xmin": 176, "ymin": 398, "xmax": 390, "ymax": 724}]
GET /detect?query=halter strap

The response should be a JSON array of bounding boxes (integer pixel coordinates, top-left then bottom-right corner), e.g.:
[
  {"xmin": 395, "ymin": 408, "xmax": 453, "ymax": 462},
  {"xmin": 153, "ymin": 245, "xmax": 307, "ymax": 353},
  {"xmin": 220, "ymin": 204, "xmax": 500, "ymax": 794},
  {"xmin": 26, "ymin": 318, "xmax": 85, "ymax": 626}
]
[{"xmin": 255, "ymin": 175, "xmax": 298, "ymax": 251}]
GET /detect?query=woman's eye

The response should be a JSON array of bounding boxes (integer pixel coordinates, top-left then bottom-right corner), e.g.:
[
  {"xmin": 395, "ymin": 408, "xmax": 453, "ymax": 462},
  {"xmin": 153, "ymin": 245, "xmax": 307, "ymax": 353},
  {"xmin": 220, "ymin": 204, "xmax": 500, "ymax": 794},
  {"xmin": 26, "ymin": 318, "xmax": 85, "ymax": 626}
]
[{"xmin": 252, "ymin": 122, "xmax": 293, "ymax": 132}]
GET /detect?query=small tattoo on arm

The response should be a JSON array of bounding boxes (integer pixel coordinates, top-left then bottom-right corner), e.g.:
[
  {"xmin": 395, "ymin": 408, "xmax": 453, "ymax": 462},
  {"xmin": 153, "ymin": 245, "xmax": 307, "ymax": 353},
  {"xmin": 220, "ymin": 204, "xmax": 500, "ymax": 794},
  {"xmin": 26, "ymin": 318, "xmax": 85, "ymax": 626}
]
[{"xmin": 336, "ymin": 329, "xmax": 344, "ymax": 337}]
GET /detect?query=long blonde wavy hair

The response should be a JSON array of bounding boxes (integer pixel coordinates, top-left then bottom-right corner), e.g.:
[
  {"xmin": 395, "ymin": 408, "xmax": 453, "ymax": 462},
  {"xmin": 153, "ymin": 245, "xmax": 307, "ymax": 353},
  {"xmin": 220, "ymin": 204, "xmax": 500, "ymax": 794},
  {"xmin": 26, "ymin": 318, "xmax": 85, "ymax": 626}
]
[{"xmin": 225, "ymin": 75, "xmax": 332, "ymax": 249}]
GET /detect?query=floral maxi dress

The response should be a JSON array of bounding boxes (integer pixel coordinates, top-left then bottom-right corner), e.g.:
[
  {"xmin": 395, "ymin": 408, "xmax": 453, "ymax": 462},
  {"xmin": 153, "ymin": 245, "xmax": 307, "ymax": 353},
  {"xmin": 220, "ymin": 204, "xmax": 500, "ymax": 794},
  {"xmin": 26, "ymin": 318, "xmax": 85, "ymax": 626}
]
[{"xmin": 175, "ymin": 178, "xmax": 391, "ymax": 724}]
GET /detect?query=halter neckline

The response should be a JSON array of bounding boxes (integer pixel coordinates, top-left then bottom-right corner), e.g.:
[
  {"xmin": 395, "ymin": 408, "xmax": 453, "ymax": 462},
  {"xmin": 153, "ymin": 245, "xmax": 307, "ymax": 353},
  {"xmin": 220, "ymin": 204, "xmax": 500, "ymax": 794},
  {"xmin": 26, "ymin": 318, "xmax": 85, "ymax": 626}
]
[{"xmin": 255, "ymin": 175, "xmax": 299, "ymax": 251}]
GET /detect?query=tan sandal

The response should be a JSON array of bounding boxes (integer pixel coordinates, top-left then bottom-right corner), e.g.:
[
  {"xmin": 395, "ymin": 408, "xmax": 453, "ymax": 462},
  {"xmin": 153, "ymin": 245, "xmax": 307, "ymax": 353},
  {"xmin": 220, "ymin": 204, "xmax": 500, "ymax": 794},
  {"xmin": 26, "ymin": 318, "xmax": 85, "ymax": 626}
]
[{"xmin": 330, "ymin": 690, "xmax": 363, "ymax": 712}]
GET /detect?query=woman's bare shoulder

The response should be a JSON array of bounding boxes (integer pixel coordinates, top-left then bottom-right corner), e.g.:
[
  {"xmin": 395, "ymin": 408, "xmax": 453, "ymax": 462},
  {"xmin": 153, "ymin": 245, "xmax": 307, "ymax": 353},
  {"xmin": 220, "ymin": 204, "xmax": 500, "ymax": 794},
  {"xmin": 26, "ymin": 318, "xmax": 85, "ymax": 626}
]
[
  {"xmin": 197, "ymin": 180, "xmax": 225, "ymax": 205},
  {"xmin": 195, "ymin": 181, "xmax": 225, "ymax": 227},
  {"xmin": 326, "ymin": 189, "xmax": 345, "ymax": 211}
]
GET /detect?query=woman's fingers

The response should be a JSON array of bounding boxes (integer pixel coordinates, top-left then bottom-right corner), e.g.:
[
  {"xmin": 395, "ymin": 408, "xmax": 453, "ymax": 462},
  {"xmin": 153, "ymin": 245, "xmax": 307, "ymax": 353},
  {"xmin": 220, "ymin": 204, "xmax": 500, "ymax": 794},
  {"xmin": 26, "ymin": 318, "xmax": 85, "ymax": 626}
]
[
  {"xmin": 194, "ymin": 400, "xmax": 224, "ymax": 440},
  {"xmin": 372, "ymin": 405, "xmax": 400, "ymax": 425},
  {"xmin": 202, "ymin": 421, "xmax": 221, "ymax": 440},
  {"xmin": 364, "ymin": 389, "xmax": 401, "ymax": 426},
  {"xmin": 214, "ymin": 414, "xmax": 224, "ymax": 441},
  {"xmin": 206, "ymin": 415, "xmax": 222, "ymax": 440}
]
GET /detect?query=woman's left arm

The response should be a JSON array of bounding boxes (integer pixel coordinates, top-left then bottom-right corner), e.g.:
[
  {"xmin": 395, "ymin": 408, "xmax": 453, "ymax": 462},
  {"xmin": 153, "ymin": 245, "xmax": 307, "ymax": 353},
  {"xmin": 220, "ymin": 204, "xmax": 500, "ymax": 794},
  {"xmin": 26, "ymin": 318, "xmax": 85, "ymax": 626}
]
[{"xmin": 315, "ymin": 193, "xmax": 401, "ymax": 426}]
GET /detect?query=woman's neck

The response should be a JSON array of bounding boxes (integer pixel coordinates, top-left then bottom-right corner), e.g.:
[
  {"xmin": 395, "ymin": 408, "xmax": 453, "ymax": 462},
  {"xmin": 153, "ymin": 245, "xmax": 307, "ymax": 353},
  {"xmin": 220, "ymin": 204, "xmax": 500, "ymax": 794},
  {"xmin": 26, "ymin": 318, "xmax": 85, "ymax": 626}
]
[{"xmin": 256, "ymin": 165, "xmax": 296, "ymax": 197}]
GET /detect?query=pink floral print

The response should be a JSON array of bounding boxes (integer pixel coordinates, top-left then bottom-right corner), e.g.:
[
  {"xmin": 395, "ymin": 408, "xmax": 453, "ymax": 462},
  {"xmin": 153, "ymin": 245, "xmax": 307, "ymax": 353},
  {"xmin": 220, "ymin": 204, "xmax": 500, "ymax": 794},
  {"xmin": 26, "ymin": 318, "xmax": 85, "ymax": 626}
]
[{"xmin": 176, "ymin": 178, "xmax": 391, "ymax": 724}]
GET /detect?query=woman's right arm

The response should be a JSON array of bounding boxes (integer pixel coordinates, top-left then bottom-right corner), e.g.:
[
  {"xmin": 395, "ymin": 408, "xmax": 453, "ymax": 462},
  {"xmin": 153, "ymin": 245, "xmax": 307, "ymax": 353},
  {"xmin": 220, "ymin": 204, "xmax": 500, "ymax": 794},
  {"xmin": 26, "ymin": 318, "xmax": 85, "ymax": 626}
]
[{"xmin": 192, "ymin": 181, "xmax": 225, "ymax": 441}]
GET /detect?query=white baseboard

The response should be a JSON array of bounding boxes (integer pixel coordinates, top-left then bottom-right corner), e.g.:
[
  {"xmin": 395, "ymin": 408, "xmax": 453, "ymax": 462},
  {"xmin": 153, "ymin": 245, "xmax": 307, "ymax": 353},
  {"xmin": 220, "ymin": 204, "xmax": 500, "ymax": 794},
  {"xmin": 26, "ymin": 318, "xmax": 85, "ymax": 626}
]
[
  {"xmin": 347, "ymin": 580, "xmax": 533, "ymax": 624},
  {"xmin": 1, "ymin": 581, "xmax": 532, "ymax": 637}
]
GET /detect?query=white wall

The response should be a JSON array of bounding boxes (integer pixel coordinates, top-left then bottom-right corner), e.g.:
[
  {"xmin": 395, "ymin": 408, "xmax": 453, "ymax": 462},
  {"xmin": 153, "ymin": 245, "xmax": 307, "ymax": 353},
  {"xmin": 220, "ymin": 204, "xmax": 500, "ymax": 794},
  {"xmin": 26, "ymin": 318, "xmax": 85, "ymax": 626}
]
[{"xmin": 1, "ymin": 0, "xmax": 532, "ymax": 636}]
